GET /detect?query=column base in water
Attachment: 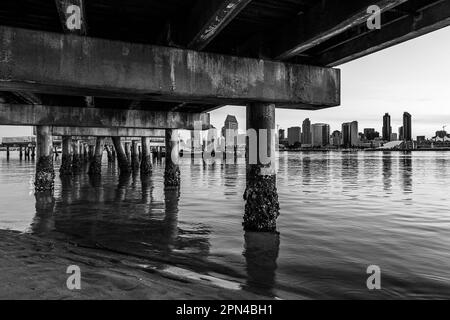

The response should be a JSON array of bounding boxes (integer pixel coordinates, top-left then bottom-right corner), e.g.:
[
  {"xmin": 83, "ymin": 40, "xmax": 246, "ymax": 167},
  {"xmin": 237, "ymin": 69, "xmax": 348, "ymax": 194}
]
[
  {"xmin": 164, "ymin": 163, "xmax": 180, "ymax": 188},
  {"xmin": 35, "ymin": 156, "xmax": 55, "ymax": 192},
  {"xmin": 140, "ymin": 155, "xmax": 153, "ymax": 175},
  {"xmin": 88, "ymin": 156, "xmax": 102, "ymax": 176},
  {"xmin": 71, "ymin": 155, "xmax": 82, "ymax": 174},
  {"xmin": 243, "ymin": 166, "xmax": 279, "ymax": 232},
  {"xmin": 164, "ymin": 129, "xmax": 180, "ymax": 189}
]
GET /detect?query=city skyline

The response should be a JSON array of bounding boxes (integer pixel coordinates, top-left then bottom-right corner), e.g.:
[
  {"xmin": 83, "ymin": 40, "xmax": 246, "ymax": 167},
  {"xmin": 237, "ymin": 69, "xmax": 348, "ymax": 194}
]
[{"xmin": 209, "ymin": 26, "xmax": 450, "ymax": 139}]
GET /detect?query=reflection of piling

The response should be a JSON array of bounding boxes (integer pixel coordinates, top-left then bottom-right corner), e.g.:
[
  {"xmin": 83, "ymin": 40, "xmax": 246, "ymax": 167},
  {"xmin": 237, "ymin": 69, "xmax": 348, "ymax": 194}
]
[
  {"xmin": 31, "ymin": 192, "xmax": 56, "ymax": 234},
  {"xmin": 243, "ymin": 232, "xmax": 280, "ymax": 296},
  {"xmin": 19, "ymin": 146, "xmax": 23, "ymax": 160},
  {"xmin": 6, "ymin": 146, "xmax": 10, "ymax": 160}
]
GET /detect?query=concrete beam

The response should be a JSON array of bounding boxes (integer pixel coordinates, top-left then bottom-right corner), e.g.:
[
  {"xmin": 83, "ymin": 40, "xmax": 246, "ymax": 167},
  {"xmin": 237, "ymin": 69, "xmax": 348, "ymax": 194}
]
[
  {"xmin": 50, "ymin": 126, "xmax": 165, "ymax": 137},
  {"xmin": 0, "ymin": 103, "xmax": 210, "ymax": 130},
  {"xmin": 0, "ymin": 26, "xmax": 340, "ymax": 109},
  {"xmin": 317, "ymin": 0, "xmax": 450, "ymax": 66},
  {"xmin": 185, "ymin": 0, "xmax": 253, "ymax": 50},
  {"xmin": 272, "ymin": 0, "xmax": 407, "ymax": 60}
]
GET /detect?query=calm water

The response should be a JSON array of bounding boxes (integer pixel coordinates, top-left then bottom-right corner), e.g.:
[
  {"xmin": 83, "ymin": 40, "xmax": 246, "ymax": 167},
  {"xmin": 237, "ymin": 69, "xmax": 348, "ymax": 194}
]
[{"xmin": 1, "ymin": 151, "xmax": 450, "ymax": 299}]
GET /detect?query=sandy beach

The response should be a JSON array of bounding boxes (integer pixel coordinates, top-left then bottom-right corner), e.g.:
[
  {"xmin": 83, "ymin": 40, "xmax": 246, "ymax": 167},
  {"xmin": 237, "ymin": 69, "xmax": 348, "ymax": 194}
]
[{"xmin": 0, "ymin": 229, "xmax": 266, "ymax": 300}]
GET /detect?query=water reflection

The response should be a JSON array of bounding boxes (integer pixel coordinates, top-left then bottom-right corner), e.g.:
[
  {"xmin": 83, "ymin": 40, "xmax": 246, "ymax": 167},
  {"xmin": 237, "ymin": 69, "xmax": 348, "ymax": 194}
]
[
  {"xmin": 31, "ymin": 192, "xmax": 55, "ymax": 234},
  {"xmin": 30, "ymin": 170, "xmax": 212, "ymax": 265},
  {"xmin": 2, "ymin": 152, "xmax": 450, "ymax": 299},
  {"xmin": 382, "ymin": 152, "xmax": 393, "ymax": 191},
  {"xmin": 401, "ymin": 152, "xmax": 413, "ymax": 194},
  {"xmin": 242, "ymin": 232, "xmax": 280, "ymax": 297}
]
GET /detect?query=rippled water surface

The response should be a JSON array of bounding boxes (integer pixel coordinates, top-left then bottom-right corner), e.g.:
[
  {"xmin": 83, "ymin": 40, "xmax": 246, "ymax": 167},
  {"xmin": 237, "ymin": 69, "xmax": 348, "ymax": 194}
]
[{"xmin": 1, "ymin": 151, "xmax": 450, "ymax": 299}]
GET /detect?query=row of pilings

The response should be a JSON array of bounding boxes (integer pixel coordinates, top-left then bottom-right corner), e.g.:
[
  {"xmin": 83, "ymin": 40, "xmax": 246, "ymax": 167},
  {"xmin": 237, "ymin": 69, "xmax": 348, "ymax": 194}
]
[
  {"xmin": 30, "ymin": 103, "xmax": 280, "ymax": 233},
  {"xmin": 4, "ymin": 145, "xmax": 36, "ymax": 160},
  {"xmin": 34, "ymin": 127, "xmax": 180, "ymax": 194}
]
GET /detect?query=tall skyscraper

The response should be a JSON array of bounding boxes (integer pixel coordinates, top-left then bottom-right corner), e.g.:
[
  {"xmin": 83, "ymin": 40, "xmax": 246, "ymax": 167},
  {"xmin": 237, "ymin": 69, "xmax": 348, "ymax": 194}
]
[
  {"xmin": 302, "ymin": 118, "xmax": 312, "ymax": 145},
  {"xmin": 342, "ymin": 121, "xmax": 359, "ymax": 147},
  {"xmin": 221, "ymin": 115, "xmax": 239, "ymax": 148},
  {"xmin": 382, "ymin": 113, "xmax": 392, "ymax": 141},
  {"xmin": 288, "ymin": 127, "xmax": 302, "ymax": 146},
  {"xmin": 399, "ymin": 126, "xmax": 404, "ymax": 141},
  {"xmin": 403, "ymin": 112, "xmax": 412, "ymax": 141},
  {"xmin": 311, "ymin": 123, "xmax": 330, "ymax": 147}
]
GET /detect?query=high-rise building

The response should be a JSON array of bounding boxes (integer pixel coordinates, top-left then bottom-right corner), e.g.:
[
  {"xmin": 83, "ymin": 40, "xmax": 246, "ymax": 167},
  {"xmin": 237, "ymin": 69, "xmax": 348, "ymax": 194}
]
[
  {"xmin": 403, "ymin": 112, "xmax": 412, "ymax": 141},
  {"xmin": 311, "ymin": 123, "xmax": 330, "ymax": 147},
  {"xmin": 382, "ymin": 113, "xmax": 392, "ymax": 141},
  {"xmin": 363, "ymin": 128, "xmax": 380, "ymax": 141},
  {"xmin": 288, "ymin": 127, "xmax": 302, "ymax": 146},
  {"xmin": 301, "ymin": 118, "xmax": 312, "ymax": 145},
  {"xmin": 399, "ymin": 126, "xmax": 404, "ymax": 141},
  {"xmin": 342, "ymin": 121, "xmax": 359, "ymax": 147},
  {"xmin": 390, "ymin": 133, "xmax": 398, "ymax": 141},
  {"xmin": 221, "ymin": 115, "xmax": 239, "ymax": 148},
  {"xmin": 331, "ymin": 130, "xmax": 342, "ymax": 147}
]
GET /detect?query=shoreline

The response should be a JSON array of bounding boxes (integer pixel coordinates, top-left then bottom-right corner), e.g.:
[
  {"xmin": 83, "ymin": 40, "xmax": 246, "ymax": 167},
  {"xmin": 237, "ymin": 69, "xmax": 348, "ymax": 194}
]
[
  {"xmin": 0, "ymin": 229, "xmax": 268, "ymax": 300},
  {"xmin": 281, "ymin": 148, "xmax": 450, "ymax": 152}
]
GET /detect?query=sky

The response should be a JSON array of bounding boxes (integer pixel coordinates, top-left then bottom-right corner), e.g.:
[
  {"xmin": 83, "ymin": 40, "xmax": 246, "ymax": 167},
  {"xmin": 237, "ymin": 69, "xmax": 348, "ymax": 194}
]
[
  {"xmin": 210, "ymin": 26, "xmax": 450, "ymax": 139},
  {"xmin": 1, "ymin": 26, "xmax": 449, "ymax": 140}
]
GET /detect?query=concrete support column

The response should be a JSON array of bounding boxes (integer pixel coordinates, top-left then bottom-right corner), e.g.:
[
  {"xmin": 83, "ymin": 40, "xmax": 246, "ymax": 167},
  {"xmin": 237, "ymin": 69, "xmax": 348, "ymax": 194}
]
[
  {"xmin": 83, "ymin": 144, "xmax": 89, "ymax": 162},
  {"xmin": 106, "ymin": 145, "xmax": 113, "ymax": 163},
  {"xmin": 6, "ymin": 146, "xmax": 10, "ymax": 160},
  {"xmin": 164, "ymin": 129, "xmax": 180, "ymax": 189},
  {"xmin": 191, "ymin": 131, "xmax": 195, "ymax": 159},
  {"xmin": 19, "ymin": 146, "xmax": 23, "ymax": 160},
  {"xmin": 60, "ymin": 136, "xmax": 72, "ymax": 176},
  {"xmin": 243, "ymin": 103, "xmax": 279, "ymax": 232},
  {"xmin": 31, "ymin": 146, "xmax": 35, "ymax": 160},
  {"xmin": 88, "ymin": 145, "xmax": 95, "ymax": 161},
  {"xmin": 112, "ymin": 137, "xmax": 131, "ymax": 174},
  {"xmin": 140, "ymin": 137, "xmax": 153, "ymax": 175},
  {"xmin": 34, "ymin": 126, "xmax": 55, "ymax": 192},
  {"xmin": 131, "ymin": 140, "xmax": 140, "ymax": 172},
  {"xmin": 72, "ymin": 140, "xmax": 82, "ymax": 174},
  {"xmin": 125, "ymin": 142, "xmax": 131, "ymax": 162},
  {"xmin": 89, "ymin": 137, "xmax": 105, "ymax": 176}
]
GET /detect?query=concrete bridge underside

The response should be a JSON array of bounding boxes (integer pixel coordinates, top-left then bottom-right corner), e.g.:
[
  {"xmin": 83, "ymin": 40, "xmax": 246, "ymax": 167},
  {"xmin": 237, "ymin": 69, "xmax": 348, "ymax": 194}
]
[{"xmin": 0, "ymin": 0, "xmax": 448, "ymax": 231}]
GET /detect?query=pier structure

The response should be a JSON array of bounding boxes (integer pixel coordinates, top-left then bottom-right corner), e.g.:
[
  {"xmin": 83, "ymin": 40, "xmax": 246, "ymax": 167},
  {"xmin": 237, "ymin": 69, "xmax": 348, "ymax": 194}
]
[{"xmin": 1, "ymin": 0, "xmax": 448, "ymax": 231}]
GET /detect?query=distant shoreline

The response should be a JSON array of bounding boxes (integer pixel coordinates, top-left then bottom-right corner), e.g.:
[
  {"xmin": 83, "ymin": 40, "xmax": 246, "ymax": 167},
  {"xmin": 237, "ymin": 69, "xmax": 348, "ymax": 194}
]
[{"xmin": 281, "ymin": 148, "xmax": 450, "ymax": 152}]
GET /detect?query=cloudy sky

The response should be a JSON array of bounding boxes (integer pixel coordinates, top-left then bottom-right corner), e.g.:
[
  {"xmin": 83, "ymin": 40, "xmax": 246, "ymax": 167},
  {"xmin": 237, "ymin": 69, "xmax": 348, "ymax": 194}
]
[{"xmin": 1, "ymin": 26, "xmax": 449, "ymax": 140}]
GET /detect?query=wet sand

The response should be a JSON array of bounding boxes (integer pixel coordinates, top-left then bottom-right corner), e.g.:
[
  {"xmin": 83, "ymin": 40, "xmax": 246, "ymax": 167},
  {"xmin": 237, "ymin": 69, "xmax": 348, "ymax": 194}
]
[{"xmin": 0, "ymin": 230, "xmax": 266, "ymax": 300}]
